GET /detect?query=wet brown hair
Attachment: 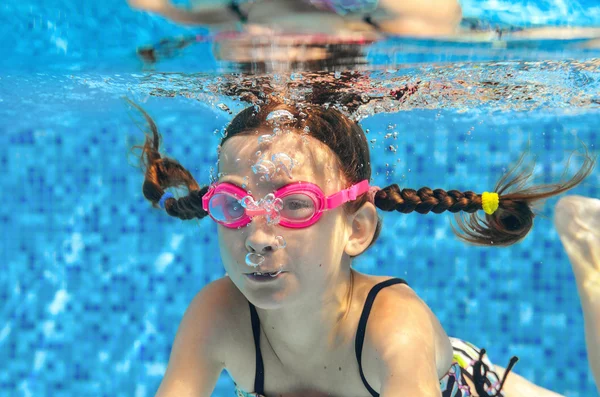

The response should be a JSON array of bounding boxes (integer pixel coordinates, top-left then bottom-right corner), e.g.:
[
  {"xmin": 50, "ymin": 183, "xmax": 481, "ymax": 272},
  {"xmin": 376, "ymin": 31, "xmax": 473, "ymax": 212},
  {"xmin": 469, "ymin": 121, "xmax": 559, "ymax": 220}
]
[{"xmin": 131, "ymin": 98, "xmax": 596, "ymax": 250}]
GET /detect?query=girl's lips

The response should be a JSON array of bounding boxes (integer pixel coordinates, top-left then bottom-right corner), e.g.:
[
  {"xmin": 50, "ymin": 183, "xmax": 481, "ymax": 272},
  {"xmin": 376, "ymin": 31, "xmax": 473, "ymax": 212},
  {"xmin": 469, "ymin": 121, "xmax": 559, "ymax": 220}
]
[
  {"xmin": 244, "ymin": 270, "xmax": 287, "ymax": 275},
  {"xmin": 245, "ymin": 271, "xmax": 287, "ymax": 282}
]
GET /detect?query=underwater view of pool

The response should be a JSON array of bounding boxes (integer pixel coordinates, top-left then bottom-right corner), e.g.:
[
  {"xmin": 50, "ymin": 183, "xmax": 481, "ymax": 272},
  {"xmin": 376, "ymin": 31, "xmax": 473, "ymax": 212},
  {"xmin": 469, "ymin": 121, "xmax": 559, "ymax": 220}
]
[{"xmin": 1, "ymin": 0, "xmax": 599, "ymax": 396}]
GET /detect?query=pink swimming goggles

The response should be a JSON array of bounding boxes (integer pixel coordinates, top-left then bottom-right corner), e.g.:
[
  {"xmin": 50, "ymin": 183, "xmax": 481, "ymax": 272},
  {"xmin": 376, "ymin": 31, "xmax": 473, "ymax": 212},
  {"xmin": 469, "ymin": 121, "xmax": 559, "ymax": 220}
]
[{"xmin": 202, "ymin": 180, "xmax": 370, "ymax": 229}]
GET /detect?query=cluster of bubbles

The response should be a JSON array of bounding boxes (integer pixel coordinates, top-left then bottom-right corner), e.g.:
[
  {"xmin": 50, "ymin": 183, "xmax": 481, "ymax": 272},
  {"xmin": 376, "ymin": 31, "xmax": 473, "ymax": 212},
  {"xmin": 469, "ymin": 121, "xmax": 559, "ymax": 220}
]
[
  {"xmin": 266, "ymin": 109, "xmax": 295, "ymax": 124},
  {"xmin": 245, "ymin": 235, "xmax": 287, "ymax": 268},
  {"xmin": 251, "ymin": 152, "xmax": 295, "ymax": 181},
  {"xmin": 251, "ymin": 109, "xmax": 297, "ymax": 182},
  {"xmin": 240, "ymin": 109, "xmax": 300, "ymax": 269},
  {"xmin": 240, "ymin": 193, "xmax": 284, "ymax": 225}
]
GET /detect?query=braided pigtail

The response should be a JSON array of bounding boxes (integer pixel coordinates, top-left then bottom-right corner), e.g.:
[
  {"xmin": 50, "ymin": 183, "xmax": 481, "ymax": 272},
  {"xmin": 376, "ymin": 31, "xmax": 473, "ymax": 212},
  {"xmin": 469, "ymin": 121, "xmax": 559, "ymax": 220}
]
[
  {"xmin": 373, "ymin": 149, "xmax": 596, "ymax": 247},
  {"xmin": 127, "ymin": 99, "xmax": 210, "ymax": 220}
]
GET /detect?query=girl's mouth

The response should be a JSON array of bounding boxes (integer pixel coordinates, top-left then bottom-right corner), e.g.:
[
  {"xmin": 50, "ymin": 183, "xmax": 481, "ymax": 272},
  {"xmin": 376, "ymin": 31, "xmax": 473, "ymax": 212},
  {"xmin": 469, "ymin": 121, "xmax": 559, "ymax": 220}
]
[
  {"xmin": 245, "ymin": 270, "xmax": 286, "ymax": 282},
  {"xmin": 253, "ymin": 269, "xmax": 283, "ymax": 277}
]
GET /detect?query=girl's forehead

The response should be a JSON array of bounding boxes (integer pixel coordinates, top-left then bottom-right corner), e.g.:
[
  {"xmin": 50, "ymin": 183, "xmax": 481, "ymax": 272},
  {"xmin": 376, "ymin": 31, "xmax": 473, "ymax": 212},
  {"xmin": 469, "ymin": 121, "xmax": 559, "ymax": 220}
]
[{"xmin": 218, "ymin": 133, "xmax": 344, "ymax": 190}]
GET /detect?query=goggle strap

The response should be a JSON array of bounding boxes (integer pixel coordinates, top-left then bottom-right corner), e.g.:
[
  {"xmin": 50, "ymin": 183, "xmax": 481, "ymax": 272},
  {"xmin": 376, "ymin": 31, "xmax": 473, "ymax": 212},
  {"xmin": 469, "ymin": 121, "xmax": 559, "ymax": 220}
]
[{"xmin": 325, "ymin": 180, "xmax": 370, "ymax": 209}]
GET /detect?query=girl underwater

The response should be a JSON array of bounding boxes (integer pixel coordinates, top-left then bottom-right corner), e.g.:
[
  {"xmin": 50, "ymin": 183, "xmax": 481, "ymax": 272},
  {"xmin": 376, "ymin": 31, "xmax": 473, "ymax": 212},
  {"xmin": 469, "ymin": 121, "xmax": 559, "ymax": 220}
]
[{"xmin": 131, "ymin": 99, "xmax": 597, "ymax": 397}]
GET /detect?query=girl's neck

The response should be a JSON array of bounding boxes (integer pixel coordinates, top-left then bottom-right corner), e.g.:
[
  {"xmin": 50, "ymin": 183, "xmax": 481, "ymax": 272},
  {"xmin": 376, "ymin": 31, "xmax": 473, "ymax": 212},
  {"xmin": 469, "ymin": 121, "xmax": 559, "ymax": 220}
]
[{"xmin": 255, "ymin": 267, "xmax": 357, "ymax": 365}]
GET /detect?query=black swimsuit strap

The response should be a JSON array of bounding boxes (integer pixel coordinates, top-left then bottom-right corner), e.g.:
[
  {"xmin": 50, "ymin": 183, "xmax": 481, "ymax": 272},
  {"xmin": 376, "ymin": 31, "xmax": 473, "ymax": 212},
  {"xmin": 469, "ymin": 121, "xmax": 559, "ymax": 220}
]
[
  {"xmin": 248, "ymin": 301, "xmax": 265, "ymax": 395},
  {"xmin": 363, "ymin": 14, "xmax": 382, "ymax": 31},
  {"xmin": 229, "ymin": 1, "xmax": 248, "ymax": 23},
  {"xmin": 355, "ymin": 278, "xmax": 408, "ymax": 397}
]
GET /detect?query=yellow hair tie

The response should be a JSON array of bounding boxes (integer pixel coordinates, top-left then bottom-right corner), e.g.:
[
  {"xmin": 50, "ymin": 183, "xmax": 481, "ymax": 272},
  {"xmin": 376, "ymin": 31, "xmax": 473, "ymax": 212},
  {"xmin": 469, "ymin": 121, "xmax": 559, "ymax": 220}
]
[{"xmin": 481, "ymin": 192, "xmax": 499, "ymax": 215}]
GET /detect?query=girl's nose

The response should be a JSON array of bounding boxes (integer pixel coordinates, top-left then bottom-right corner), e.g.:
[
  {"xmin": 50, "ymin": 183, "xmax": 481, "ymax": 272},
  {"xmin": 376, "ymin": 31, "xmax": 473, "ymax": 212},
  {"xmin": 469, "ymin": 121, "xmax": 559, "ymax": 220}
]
[{"xmin": 244, "ymin": 219, "xmax": 276, "ymax": 254}]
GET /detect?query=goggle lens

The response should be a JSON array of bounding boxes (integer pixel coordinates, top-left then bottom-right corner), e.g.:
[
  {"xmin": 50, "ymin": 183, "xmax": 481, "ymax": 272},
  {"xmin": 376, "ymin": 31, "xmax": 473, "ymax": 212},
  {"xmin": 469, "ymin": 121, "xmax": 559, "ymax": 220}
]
[
  {"xmin": 279, "ymin": 193, "xmax": 316, "ymax": 223},
  {"xmin": 208, "ymin": 193, "xmax": 245, "ymax": 223}
]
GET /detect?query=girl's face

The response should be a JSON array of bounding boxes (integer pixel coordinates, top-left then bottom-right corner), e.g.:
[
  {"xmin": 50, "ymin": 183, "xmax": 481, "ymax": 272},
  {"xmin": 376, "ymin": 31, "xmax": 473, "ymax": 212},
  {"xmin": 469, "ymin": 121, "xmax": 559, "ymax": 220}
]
[{"xmin": 216, "ymin": 132, "xmax": 353, "ymax": 308}]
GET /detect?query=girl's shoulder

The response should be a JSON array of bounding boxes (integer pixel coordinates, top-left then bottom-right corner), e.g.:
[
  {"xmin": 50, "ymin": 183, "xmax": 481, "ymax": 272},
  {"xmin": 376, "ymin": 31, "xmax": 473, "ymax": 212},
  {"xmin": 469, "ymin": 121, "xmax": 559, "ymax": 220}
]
[
  {"xmin": 181, "ymin": 276, "xmax": 248, "ymax": 349},
  {"xmin": 189, "ymin": 275, "xmax": 257, "ymax": 357},
  {"xmin": 192, "ymin": 275, "xmax": 251, "ymax": 329},
  {"xmin": 355, "ymin": 272, "xmax": 453, "ymax": 382}
]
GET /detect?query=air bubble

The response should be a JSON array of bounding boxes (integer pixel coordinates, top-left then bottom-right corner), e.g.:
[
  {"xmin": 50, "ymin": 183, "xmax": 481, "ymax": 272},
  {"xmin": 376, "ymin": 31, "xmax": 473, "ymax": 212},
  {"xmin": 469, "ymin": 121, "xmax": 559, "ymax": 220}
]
[
  {"xmin": 274, "ymin": 236, "xmax": 286, "ymax": 249},
  {"xmin": 266, "ymin": 110, "xmax": 295, "ymax": 125},
  {"xmin": 240, "ymin": 196, "xmax": 254, "ymax": 209},
  {"xmin": 245, "ymin": 253, "xmax": 265, "ymax": 268},
  {"xmin": 251, "ymin": 157, "xmax": 276, "ymax": 181},
  {"xmin": 258, "ymin": 134, "xmax": 274, "ymax": 145},
  {"xmin": 271, "ymin": 153, "xmax": 295, "ymax": 179},
  {"xmin": 266, "ymin": 213, "xmax": 281, "ymax": 225},
  {"xmin": 217, "ymin": 103, "xmax": 231, "ymax": 113}
]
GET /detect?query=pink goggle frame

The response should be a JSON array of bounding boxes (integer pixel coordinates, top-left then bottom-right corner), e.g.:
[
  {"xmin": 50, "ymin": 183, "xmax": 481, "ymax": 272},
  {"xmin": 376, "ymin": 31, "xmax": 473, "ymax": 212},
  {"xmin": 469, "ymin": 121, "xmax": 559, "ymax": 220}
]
[{"xmin": 201, "ymin": 179, "xmax": 370, "ymax": 229}]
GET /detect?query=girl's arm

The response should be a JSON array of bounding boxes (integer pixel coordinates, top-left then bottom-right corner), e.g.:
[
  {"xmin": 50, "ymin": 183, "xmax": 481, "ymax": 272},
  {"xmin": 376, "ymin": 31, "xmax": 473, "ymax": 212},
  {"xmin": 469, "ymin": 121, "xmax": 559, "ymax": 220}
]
[
  {"xmin": 127, "ymin": 0, "xmax": 246, "ymax": 26},
  {"xmin": 378, "ymin": 333, "xmax": 442, "ymax": 397},
  {"xmin": 155, "ymin": 281, "xmax": 229, "ymax": 396}
]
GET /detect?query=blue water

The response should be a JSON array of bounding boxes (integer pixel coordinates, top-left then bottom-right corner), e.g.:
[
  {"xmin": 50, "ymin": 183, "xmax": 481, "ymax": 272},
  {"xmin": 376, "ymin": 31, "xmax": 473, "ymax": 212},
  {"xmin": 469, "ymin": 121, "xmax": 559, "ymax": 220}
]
[{"xmin": 1, "ymin": 0, "xmax": 600, "ymax": 396}]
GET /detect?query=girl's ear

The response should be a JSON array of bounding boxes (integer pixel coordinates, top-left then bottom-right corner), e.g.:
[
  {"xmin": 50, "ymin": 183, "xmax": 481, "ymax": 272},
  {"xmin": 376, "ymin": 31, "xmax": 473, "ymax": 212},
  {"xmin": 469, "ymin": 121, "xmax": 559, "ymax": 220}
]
[{"xmin": 344, "ymin": 202, "xmax": 379, "ymax": 257}]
